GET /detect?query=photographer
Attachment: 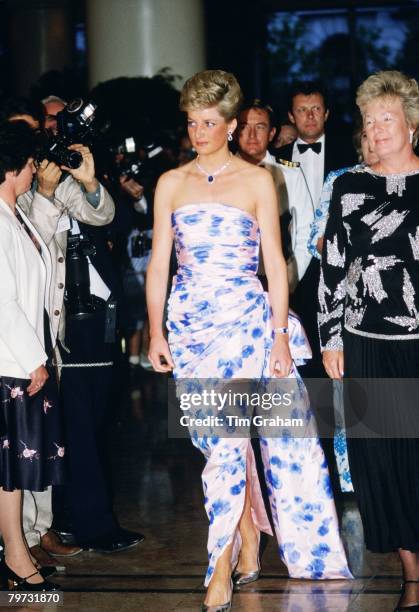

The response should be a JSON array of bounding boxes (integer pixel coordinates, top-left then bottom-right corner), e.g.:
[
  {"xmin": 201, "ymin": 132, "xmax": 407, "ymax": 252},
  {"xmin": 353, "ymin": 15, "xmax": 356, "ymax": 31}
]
[
  {"xmin": 119, "ymin": 176, "xmax": 152, "ymax": 369},
  {"xmin": 6, "ymin": 97, "xmax": 143, "ymax": 561},
  {"xmin": 109, "ymin": 139, "xmax": 161, "ymax": 370}
]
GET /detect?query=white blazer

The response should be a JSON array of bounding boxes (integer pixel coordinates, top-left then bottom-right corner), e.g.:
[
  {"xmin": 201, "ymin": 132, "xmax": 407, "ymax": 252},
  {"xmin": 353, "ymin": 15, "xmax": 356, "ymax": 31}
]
[
  {"xmin": 0, "ymin": 198, "xmax": 52, "ymax": 379},
  {"xmin": 18, "ymin": 176, "xmax": 115, "ymax": 345},
  {"xmin": 261, "ymin": 152, "xmax": 314, "ymax": 292}
]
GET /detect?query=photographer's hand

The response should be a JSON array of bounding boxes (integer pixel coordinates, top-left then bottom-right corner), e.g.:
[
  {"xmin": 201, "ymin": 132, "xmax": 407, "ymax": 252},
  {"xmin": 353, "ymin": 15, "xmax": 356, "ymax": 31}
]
[
  {"xmin": 62, "ymin": 144, "xmax": 98, "ymax": 192},
  {"xmin": 120, "ymin": 175, "xmax": 144, "ymax": 200},
  {"xmin": 37, "ymin": 159, "xmax": 62, "ymax": 199}
]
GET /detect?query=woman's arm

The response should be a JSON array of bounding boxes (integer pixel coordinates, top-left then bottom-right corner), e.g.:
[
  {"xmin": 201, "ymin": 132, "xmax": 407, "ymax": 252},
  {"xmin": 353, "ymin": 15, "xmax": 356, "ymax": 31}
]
[
  {"xmin": 146, "ymin": 172, "xmax": 175, "ymax": 372},
  {"xmin": 0, "ymin": 220, "xmax": 48, "ymax": 378},
  {"xmin": 255, "ymin": 170, "xmax": 292, "ymax": 378},
  {"xmin": 318, "ymin": 175, "xmax": 348, "ymax": 379}
]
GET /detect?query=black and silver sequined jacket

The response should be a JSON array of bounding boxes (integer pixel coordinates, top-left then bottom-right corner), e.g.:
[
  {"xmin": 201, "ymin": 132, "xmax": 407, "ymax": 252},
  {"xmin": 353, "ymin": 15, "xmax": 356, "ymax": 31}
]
[{"xmin": 318, "ymin": 166, "xmax": 419, "ymax": 351}]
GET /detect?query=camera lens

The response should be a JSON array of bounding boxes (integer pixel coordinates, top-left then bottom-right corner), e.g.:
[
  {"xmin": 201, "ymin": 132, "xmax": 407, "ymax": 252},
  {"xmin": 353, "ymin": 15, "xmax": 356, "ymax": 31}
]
[
  {"xmin": 67, "ymin": 98, "xmax": 84, "ymax": 113},
  {"xmin": 60, "ymin": 149, "xmax": 83, "ymax": 170},
  {"xmin": 65, "ymin": 150, "xmax": 83, "ymax": 169}
]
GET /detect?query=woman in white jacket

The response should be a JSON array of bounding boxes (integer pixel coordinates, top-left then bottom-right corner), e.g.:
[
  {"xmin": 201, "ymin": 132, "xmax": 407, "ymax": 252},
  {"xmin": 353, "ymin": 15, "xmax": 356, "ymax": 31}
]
[{"xmin": 0, "ymin": 122, "xmax": 62, "ymax": 591}]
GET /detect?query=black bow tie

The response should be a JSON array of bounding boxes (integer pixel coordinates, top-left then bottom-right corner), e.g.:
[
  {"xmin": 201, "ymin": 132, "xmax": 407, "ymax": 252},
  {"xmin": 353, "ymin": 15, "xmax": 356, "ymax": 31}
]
[{"xmin": 297, "ymin": 142, "xmax": 322, "ymax": 154}]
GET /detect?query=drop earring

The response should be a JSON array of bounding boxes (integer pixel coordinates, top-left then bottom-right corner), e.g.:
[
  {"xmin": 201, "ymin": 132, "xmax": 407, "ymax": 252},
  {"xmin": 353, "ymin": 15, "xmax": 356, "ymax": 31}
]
[
  {"xmin": 409, "ymin": 129, "xmax": 414, "ymax": 144},
  {"xmin": 227, "ymin": 131, "xmax": 233, "ymax": 142}
]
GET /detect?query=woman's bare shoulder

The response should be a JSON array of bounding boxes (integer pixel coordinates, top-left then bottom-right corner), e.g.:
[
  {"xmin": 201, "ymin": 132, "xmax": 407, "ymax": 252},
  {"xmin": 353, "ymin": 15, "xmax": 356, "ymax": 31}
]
[{"xmin": 157, "ymin": 161, "xmax": 195, "ymax": 190}]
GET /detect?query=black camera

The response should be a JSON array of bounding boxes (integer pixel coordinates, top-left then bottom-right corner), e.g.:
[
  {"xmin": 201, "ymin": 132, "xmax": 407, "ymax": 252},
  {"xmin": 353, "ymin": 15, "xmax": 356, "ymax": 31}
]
[
  {"xmin": 36, "ymin": 98, "xmax": 97, "ymax": 169},
  {"xmin": 65, "ymin": 231, "xmax": 102, "ymax": 319},
  {"xmin": 113, "ymin": 137, "xmax": 163, "ymax": 189}
]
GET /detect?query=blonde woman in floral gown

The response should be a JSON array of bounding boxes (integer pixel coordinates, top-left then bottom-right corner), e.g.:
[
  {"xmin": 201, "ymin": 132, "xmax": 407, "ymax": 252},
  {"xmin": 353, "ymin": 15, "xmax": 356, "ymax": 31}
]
[{"xmin": 147, "ymin": 70, "xmax": 351, "ymax": 611}]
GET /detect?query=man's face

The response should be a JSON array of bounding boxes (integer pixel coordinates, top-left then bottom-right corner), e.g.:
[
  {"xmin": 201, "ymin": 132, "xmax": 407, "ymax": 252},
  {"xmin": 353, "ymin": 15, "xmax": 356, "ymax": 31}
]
[
  {"xmin": 289, "ymin": 93, "xmax": 329, "ymax": 143},
  {"xmin": 44, "ymin": 100, "xmax": 65, "ymax": 133},
  {"xmin": 237, "ymin": 108, "xmax": 276, "ymax": 163}
]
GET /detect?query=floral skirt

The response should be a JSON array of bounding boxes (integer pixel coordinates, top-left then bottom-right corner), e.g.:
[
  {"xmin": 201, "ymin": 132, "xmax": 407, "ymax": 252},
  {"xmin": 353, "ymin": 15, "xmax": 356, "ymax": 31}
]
[{"xmin": 0, "ymin": 367, "xmax": 65, "ymax": 492}]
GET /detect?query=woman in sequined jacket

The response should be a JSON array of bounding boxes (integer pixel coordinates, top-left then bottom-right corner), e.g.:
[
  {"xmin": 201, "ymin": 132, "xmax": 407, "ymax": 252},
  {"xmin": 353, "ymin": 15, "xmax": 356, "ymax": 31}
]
[{"xmin": 319, "ymin": 70, "xmax": 419, "ymax": 612}]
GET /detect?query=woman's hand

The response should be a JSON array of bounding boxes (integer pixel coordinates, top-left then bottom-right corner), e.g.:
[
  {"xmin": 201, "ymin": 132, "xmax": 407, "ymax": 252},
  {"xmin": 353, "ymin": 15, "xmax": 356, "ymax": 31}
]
[
  {"xmin": 27, "ymin": 365, "xmax": 49, "ymax": 397},
  {"xmin": 322, "ymin": 350, "xmax": 344, "ymax": 379},
  {"xmin": 148, "ymin": 335, "xmax": 174, "ymax": 373},
  {"xmin": 270, "ymin": 335, "xmax": 293, "ymax": 378}
]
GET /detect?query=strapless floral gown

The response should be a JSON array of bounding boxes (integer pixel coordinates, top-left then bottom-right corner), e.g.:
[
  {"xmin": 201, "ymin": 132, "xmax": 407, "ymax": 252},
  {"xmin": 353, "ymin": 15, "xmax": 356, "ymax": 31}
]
[{"xmin": 167, "ymin": 203, "xmax": 352, "ymax": 585}]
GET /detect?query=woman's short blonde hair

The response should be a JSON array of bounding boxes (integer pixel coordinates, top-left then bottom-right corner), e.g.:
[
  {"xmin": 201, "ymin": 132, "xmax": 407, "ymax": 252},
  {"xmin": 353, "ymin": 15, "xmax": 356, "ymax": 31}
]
[
  {"xmin": 356, "ymin": 70, "xmax": 419, "ymax": 131},
  {"xmin": 179, "ymin": 70, "xmax": 243, "ymax": 122}
]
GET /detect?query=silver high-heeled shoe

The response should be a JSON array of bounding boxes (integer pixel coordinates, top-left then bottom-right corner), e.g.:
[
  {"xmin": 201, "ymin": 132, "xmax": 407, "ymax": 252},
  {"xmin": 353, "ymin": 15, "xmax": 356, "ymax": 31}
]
[
  {"xmin": 232, "ymin": 555, "xmax": 260, "ymax": 586},
  {"xmin": 201, "ymin": 578, "xmax": 233, "ymax": 611},
  {"xmin": 232, "ymin": 534, "xmax": 261, "ymax": 586}
]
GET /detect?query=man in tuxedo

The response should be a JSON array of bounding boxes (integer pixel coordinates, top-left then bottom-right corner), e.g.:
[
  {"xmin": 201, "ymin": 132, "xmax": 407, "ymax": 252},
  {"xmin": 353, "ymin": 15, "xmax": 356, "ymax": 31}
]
[
  {"xmin": 276, "ymin": 82, "xmax": 355, "ymax": 377},
  {"xmin": 276, "ymin": 81, "xmax": 354, "ymax": 198}
]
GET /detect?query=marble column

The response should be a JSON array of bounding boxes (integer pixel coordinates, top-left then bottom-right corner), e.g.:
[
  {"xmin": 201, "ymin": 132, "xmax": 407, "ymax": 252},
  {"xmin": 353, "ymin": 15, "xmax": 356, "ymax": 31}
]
[{"xmin": 86, "ymin": 0, "xmax": 205, "ymax": 88}]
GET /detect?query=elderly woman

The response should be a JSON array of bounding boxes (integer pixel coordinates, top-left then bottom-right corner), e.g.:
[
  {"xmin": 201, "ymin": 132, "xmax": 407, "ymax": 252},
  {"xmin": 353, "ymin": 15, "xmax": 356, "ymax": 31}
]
[
  {"xmin": 0, "ymin": 121, "xmax": 62, "ymax": 591},
  {"xmin": 319, "ymin": 70, "xmax": 419, "ymax": 611},
  {"xmin": 309, "ymin": 127, "xmax": 379, "ymax": 495}
]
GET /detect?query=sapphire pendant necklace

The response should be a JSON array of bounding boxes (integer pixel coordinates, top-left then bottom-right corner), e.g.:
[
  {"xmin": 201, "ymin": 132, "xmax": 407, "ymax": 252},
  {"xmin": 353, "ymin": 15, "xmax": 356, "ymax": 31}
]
[{"xmin": 195, "ymin": 154, "xmax": 232, "ymax": 183}]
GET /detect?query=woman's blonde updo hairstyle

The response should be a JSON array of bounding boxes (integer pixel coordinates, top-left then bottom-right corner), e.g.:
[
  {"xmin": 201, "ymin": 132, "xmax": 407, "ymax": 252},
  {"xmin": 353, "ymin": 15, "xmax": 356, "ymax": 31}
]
[
  {"xmin": 356, "ymin": 70, "xmax": 419, "ymax": 135},
  {"xmin": 179, "ymin": 70, "xmax": 243, "ymax": 122}
]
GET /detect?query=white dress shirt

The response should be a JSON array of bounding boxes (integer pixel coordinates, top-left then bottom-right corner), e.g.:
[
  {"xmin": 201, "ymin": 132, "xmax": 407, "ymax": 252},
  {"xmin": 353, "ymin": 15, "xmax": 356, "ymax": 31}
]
[
  {"xmin": 260, "ymin": 151, "xmax": 314, "ymax": 290},
  {"xmin": 292, "ymin": 134, "xmax": 325, "ymax": 209}
]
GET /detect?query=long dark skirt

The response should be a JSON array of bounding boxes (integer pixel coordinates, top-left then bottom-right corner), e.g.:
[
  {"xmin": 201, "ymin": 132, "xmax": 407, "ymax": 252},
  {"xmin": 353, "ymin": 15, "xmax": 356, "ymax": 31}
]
[
  {"xmin": 0, "ymin": 365, "xmax": 65, "ymax": 492},
  {"xmin": 344, "ymin": 330, "xmax": 419, "ymax": 553}
]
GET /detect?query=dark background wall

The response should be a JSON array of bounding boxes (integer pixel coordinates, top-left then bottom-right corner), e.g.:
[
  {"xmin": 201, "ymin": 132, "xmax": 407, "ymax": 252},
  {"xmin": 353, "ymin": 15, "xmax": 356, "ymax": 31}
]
[{"xmin": 1, "ymin": 0, "xmax": 419, "ymax": 128}]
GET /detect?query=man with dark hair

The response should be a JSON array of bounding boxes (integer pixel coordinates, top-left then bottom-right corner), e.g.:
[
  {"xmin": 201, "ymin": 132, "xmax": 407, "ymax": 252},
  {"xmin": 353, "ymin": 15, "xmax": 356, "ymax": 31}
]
[
  {"xmin": 279, "ymin": 81, "xmax": 330, "ymax": 206},
  {"xmin": 277, "ymin": 81, "xmax": 354, "ymax": 207},
  {"xmin": 237, "ymin": 99, "xmax": 313, "ymax": 291},
  {"xmin": 276, "ymin": 82, "xmax": 355, "ymax": 378}
]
